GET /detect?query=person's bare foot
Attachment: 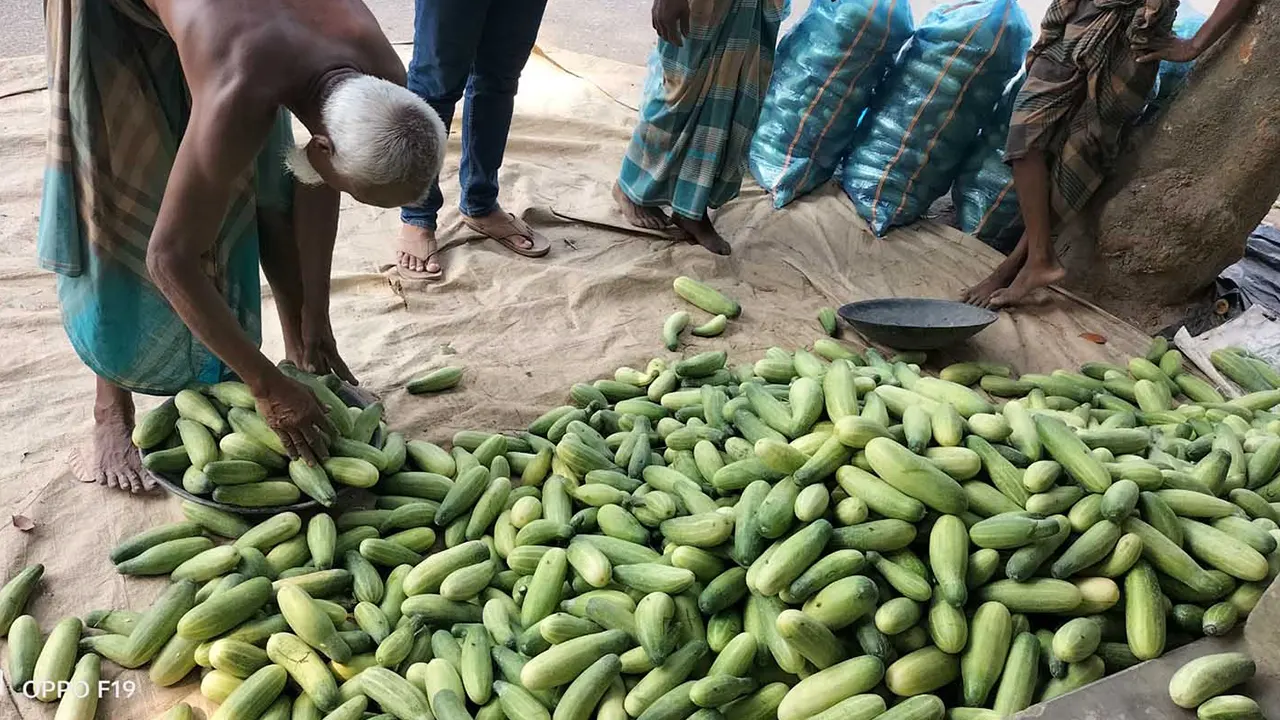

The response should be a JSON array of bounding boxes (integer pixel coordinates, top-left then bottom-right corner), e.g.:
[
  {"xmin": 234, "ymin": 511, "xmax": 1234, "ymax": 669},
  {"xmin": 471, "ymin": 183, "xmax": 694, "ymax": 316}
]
[
  {"xmin": 963, "ymin": 254, "xmax": 1023, "ymax": 306},
  {"xmin": 85, "ymin": 379, "xmax": 152, "ymax": 493},
  {"xmin": 398, "ymin": 224, "xmax": 442, "ymax": 279},
  {"xmin": 989, "ymin": 257, "xmax": 1067, "ymax": 308},
  {"xmin": 673, "ymin": 214, "xmax": 731, "ymax": 256},
  {"xmin": 613, "ymin": 183, "xmax": 671, "ymax": 230}
]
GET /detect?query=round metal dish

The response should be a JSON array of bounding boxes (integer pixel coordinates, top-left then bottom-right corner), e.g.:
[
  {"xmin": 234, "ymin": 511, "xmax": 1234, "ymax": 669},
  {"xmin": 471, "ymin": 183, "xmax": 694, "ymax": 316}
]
[
  {"xmin": 838, "ymin": 298, "xmax": 999, "ymax": 351},
  {"xmin": 144, "ymin": 383, "xmax": 375, "ymax": 515}
]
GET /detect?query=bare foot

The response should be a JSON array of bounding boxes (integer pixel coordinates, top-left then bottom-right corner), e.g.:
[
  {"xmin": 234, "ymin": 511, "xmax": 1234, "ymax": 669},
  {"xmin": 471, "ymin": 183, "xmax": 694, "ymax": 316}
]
[
  {"xmin": 963, "ymin": 254, "xmax": 1023, "ymax": 306},
  {"xmin": 398, "ymin": 224, "xmax": 442, "ymax": 279},
  {"xmin": 673, "ymin": 214, "xmax": 731, "ymax": 255},
  {"xmin": 613, "ymin": 183, "xmax": 671, "ymax": 230},
  {"xmin": 989, "ymin": 257, "xmax": 1067, "ymax": 308},
  {"xmin": 89, "ymin": 379, "xmax": 153, "ymax": 493},
  {"xmin": 94, "ymin": 416, "xmax": 150, "ymax": 493}
]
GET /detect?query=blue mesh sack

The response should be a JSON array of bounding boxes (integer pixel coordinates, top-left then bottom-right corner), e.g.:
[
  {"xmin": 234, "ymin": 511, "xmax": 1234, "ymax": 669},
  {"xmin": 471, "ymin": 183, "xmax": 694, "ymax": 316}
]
[
  {"xmin": 951, "ymin": 75, "xmax": 1024, "ymax": 251},
  {"xmin": 840, "ymin": 0, "xmax": 1032, "ymax": 235},
  {"xmin": 749, "ymin": 0, "xmax": 913, "ymax": 208},
  {"xmin": 1152, "ymin": 8, "xmax": 1207, "ymax": 109}
]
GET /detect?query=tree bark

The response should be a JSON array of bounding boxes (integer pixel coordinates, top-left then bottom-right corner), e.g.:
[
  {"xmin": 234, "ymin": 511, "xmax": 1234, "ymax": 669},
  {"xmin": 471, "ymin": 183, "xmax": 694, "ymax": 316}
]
[{"xmin": 1058, "ymin": 0, "xmax": 1280, "ymax": 332}]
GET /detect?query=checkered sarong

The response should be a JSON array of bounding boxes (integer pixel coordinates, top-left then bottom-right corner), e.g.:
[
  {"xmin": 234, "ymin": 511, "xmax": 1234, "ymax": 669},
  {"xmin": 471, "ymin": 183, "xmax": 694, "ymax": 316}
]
[
  {"xmin": 1005, "ymin": 0, "xmax": 1175, "ymax": 223},
  {"xmin": 618, "ymin": 0, "xmax": 788, "ymax": 220},
  {"xmin": 38, "ymin": 0, "xmax": 294, "ymax": 394}
]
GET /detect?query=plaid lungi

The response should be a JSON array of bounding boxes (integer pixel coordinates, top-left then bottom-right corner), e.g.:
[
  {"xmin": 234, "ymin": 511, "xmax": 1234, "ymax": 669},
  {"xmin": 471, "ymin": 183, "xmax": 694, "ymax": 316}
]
[
  {"xmin": 38, "ymin": 0, "xmax": 295, "ymax": 394},
  {"xmin": 618, "ymin": 0, "xmax": 788, "ymax": 220},
  {"xmin": 1005, "ymin": 0, "xmax": 1175, "ymax": 223}
]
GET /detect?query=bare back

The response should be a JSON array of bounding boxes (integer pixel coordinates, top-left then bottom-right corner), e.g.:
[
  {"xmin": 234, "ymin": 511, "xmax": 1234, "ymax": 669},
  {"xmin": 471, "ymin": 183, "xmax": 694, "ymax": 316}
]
[
  {"xmin": 143, "ymin": 0, "xmax": 405, "ymax": 114},
  {"xmin": 132, "ymin": 0, "xmax": 407, "ymax": 401}
]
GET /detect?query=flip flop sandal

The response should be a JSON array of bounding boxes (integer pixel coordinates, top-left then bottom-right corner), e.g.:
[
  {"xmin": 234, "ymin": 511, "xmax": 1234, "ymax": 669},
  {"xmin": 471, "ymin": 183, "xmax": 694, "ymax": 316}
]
[
  {"xmin": 463, "ymin": 212, "xmax": 551, "ymax": 258},
  {"xmin": 551, "ymin": 205, "xmax": 693, "ymax": 241},
  {"xmin": 396, "ymin": 231, "xmax": 445, "ymax": 282}
]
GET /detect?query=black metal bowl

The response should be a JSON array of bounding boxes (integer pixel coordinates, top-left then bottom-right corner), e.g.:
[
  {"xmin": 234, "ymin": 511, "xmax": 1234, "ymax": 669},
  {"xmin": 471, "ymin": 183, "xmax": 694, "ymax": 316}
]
[
  {"xmin": 838, "ymin": 298, "xmax": 999, "ymax": 351},
  {"xmin": 144, "ymin": 384, "xmax": 374, "ymax": 516}
]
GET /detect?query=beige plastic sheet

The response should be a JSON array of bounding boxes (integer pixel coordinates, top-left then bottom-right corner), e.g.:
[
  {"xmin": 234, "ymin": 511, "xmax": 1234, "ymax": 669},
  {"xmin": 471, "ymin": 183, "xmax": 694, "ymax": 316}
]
[{"xmin": 0, "ymin": 47, "xmax": 1155, "ymax": 718}]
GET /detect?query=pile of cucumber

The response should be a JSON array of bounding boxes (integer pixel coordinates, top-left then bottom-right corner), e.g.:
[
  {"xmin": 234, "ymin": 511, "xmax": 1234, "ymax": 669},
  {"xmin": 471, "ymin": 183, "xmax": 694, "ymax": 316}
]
[
  {"xmin": 133, "ymin": 365, "xmax": 394, "ymax": 509},
  {"xmin": 3, "ymin": 330, "xmax": 1279, "ymax": 720}
]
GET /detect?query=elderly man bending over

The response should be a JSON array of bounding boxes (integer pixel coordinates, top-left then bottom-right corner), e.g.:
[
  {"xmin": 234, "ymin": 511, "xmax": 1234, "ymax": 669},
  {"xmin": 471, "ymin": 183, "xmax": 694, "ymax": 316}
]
[{"xmin": 39, "ymin": 0, "xmax": 445, "ymax": 492}]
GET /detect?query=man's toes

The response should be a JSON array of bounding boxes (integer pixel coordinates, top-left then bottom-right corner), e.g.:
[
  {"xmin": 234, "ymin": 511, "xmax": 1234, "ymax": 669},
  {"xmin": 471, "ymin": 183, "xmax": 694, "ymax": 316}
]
[
  {"xmin": 138, "ymin": 472, "xmax": 157, "ymax": 491},
  {"xmin": 127, "ymin": 473, "xmax": 146, "ymax": 494}
]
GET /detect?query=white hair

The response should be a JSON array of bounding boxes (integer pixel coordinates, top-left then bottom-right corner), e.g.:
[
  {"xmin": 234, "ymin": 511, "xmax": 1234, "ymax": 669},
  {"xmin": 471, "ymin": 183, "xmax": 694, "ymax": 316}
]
[
  {"xmin": 285, "ymin": 74, "xmax": 446, "ymax": 197},
  {"xmin": 284, "ymin": 144, "xmax": 324, "ymax": 186}
]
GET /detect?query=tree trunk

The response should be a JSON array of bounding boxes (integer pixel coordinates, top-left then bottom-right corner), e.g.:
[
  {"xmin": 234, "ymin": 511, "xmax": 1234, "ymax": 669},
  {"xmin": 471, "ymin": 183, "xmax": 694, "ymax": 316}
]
[{"xmin": 1058, "ymin": 0, "xmax": 1280, "ymax": 332}]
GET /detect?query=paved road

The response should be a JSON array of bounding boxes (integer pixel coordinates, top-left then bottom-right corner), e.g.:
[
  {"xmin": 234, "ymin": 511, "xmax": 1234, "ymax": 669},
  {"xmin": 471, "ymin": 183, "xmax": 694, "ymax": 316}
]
[{"xmin": 0, "ymin": 0, "xmax": 661, "ymax": 63}]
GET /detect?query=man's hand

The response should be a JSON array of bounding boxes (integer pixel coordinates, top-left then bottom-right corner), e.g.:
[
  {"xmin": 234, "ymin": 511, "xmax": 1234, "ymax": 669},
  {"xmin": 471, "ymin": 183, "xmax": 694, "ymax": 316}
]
[
  {"xmin": 1137, "ymin": 37, "xmax": 1200, "ymax": 64},
  {"xmin": 653, "ymin": 0, "xmax": 691, "ymax": 46},
  {"xmin": 301, "ymin": 319, "xmax": 358, "ymax": 386},
  {"xmin": 256, "ymin": 373, "xmax": 334, "ymax": 465}
]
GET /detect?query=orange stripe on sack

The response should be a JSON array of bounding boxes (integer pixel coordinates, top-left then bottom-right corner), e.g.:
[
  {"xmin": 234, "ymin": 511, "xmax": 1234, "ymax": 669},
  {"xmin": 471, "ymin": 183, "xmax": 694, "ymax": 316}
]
[
  {"xmin": 794, "ymin": 0, "xmax": 909, "ymax": 193},
  {"xmin": 890, "ymin": 1, "xmax": 1013, "ymax": 223},
  {"xmin": 975, "ymin": 177, "xmax": 1015, "ymax": 234},
  {"xmin": 774, "ymin": 0, "xmax": 882, "ymax": 191},
  {"xmin": 868, "ymin": 6, "xmax": 987, "ymax": 227}
]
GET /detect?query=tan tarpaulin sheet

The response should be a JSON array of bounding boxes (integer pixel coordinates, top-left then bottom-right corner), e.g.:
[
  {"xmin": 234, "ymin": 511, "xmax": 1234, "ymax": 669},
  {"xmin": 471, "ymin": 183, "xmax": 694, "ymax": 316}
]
[{"xmin": 0, "ymin": 45, "xmax": 1163, "ymax": 718}]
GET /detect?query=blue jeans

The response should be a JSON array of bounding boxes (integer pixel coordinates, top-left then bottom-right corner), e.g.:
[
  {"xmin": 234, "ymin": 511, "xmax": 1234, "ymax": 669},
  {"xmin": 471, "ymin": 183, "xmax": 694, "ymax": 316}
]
[{"xmin": 401, "ymin": 0, "xmax": 549, "ymax": 230}]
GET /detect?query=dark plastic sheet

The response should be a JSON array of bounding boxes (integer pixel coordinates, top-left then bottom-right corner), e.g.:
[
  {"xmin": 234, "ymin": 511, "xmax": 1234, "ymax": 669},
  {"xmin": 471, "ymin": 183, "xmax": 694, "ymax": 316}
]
[{"xmin": 1220, "ymin": 224, "xmax": 1280, "ymax": 314}]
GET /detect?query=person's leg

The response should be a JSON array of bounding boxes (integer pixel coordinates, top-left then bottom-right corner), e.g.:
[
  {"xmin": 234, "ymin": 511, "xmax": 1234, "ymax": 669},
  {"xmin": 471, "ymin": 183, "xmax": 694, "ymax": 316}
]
[
  {"xmin": 962, "ymin": 232, "xmax": 1029, "ymax": 304},
  {"xmin": 672, "ymin": 215, "xmax": 731, "ymax": 255},
  {"xmin": 88, "ymin": 376, "xmax": 146, "ymax": 492},
  {"xmin": 457, "ymin": 0, "xmax": 548, "ymax": 250},
  {"xmin": 399, "ymin": 0, "xmax": 489, "ymax": 276},
  {"xmin": 257, "ymin": 210, "xmax": 305, "ymax": 365},
  {"xmin": 613, "ymin": 183, "xmax": 675, "ymax": 230},
  {"xmin": 986, "ymin": 151, "xmax": 1065, "ymax": 307},
  {"xmin": 964, "ymin": 51, "xmax": 1079, "ymax": 306}
]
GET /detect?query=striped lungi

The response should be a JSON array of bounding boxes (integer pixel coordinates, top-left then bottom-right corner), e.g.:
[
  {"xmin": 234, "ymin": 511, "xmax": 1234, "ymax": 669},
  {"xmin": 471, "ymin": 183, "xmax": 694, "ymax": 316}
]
[
  {"xmin": 618, "ymin": 0, "xmax": 789, "ymax": 220},
  {"xmin": 1005, "ymin": 0, "xmax": 1176, "ymax": 224},
  {"xmin": 38, "ymin": 0, "xmax": 295, "ymax": 394}
]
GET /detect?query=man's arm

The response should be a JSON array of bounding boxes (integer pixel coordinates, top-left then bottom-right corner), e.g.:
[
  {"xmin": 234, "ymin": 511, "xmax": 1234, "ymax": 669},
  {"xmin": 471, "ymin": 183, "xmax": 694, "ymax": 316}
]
[
  {"xmin": 1189, "ymin": 0, "xmax": 1255, "ymax": 55},
  {"xmin": 147, "ymin": 97, "xmax": 279, "ymax": 389},
  {"xmin": 146, "ymin": 88, "xmax": 331, "ymax": 460},
  {"xmin": 1138, "ymin": 0, "xmax": 1256, "ymax": 63}
]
